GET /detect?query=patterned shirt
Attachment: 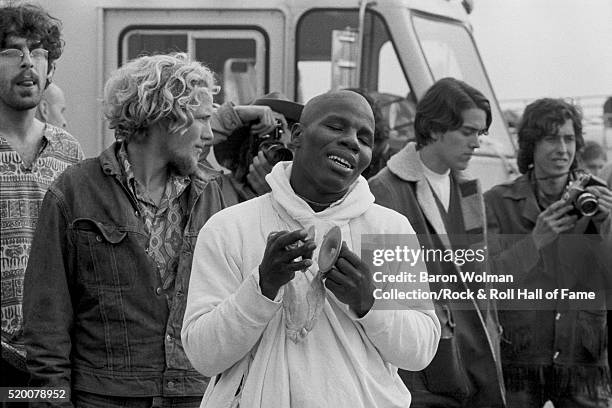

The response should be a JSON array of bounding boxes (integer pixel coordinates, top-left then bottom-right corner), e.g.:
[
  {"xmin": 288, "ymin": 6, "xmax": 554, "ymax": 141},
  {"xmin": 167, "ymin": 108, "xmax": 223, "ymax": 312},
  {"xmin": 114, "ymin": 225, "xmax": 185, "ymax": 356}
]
[
  {"xmin": 1, "ymin": 124, "xmax": 83, "ymax": 355},
  {"xmin": 117, "ymin": 143, "xmax": 189, "ymax": 304}
]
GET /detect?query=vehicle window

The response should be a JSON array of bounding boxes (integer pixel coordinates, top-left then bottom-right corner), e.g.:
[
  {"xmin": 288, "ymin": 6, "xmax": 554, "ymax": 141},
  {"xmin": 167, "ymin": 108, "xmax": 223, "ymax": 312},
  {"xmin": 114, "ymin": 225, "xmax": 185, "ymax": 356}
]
[
  {"xmin": 193, "ymin": 37, "xmax": 260, "ymax": 104},
  {"xmin": 123, "ymin": 30, "xmax": 266, "ymax": 104},
  {"xmin": 413, "ymin": 14, "xmax": 514, "ymax": 156},
  {"xmin": 296, "ymin": 10, "xmax": 358, "ymax": 103},
  {"xmin": 126, "ymin": 33, "xmax": 188, "ymax": 59},
  {"xmin": 297, "ymin": 9, "xmax": 416, "ymax": 148}
]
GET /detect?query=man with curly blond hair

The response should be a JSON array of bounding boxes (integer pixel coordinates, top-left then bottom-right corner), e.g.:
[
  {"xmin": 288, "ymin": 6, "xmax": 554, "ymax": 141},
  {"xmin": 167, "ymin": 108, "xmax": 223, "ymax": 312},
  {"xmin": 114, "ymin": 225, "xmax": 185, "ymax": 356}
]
[
  {"xmin": 21, "ymin": 53, "xmax": 248, "ymax": 407},
  {"xmin": 1, "ymin": 3, "xmax": 83, "ymax": 392}
]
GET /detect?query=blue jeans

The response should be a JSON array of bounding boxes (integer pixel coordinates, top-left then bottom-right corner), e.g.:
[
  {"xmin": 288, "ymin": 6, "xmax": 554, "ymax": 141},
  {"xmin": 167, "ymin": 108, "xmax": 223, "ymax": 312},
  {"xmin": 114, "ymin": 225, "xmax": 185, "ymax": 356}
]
[{"xmin": 73, "ymin": 392, "xmax": 202, "ymax": 408}]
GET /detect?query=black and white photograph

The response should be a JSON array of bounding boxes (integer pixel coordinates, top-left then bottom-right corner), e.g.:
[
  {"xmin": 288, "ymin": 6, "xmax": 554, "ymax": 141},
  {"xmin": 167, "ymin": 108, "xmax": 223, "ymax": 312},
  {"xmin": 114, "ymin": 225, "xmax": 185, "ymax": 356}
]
[{"xmin": 1, "ymin": 0, "xmax": 611, "ymax": 407}]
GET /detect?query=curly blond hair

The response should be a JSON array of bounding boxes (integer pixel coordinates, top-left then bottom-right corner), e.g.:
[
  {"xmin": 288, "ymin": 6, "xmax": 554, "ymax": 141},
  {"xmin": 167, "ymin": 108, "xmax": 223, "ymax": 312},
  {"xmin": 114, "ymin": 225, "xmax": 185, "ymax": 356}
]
[{"xmin": 103, "ymin": 53, "xmax": 218, "ymax": 142}]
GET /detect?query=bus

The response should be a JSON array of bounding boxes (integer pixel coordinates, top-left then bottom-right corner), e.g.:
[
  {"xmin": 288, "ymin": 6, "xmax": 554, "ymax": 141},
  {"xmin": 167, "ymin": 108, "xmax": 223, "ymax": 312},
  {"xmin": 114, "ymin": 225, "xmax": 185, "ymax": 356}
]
[{"xmin": 37, "ymin": 0, "xmax": 517, "ymax": 190}]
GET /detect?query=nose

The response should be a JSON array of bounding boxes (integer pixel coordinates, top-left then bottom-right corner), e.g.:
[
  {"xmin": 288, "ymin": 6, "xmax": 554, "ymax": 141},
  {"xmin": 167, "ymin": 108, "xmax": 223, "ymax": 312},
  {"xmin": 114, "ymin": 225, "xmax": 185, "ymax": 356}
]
[
  {"xmin": 556, "ymin": 138, "xmax": 570, "ymax": 154},
  {"xmin": 200, "ymin": 123, "xmax": 214, "ymax": 144},
  {"xmin": 471, "ymin": 134, "xmax": 481, "ymax": 149},
  {"xmin": 20, "ymin": 48, "xmax": 34, "ymax": 68},
  {"xmin": 339, "ymin": 129, "xmax": 360, "ymax": 153}
]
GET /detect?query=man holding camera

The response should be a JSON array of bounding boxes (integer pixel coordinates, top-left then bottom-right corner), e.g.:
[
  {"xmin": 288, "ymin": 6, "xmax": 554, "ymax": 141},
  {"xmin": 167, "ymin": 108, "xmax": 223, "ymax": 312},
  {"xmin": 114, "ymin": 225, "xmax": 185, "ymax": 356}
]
[
  {"xmin": 208, "ymin": 93, "xmax": 302, "ymax": 206},
  {"xmin": 484, "ymin": 98, "xmax": 612, "ymax": 407}
]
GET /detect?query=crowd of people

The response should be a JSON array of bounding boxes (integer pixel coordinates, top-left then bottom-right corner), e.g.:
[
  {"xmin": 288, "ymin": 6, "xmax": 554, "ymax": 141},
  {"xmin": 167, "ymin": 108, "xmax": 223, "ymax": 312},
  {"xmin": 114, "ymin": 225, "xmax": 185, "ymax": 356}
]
[{"xmin": 1, "ymin": 3, "xmax": 612, "ymax": 408}]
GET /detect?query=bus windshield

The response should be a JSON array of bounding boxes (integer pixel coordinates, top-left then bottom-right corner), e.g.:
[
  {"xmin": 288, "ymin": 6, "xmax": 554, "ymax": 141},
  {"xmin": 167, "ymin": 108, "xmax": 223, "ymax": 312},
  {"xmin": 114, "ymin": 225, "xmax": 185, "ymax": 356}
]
[{"xmin": 412, "ymin": 13, "xmax": 515, "ymax": 157}]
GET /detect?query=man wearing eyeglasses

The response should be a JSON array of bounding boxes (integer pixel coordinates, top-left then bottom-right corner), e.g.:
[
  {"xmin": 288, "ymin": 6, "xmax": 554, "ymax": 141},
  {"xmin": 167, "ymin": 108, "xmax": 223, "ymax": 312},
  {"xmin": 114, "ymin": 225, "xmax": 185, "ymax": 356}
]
[{"xmin": 0, "ymin": 3, "xmax": 83, "ymax": 391}]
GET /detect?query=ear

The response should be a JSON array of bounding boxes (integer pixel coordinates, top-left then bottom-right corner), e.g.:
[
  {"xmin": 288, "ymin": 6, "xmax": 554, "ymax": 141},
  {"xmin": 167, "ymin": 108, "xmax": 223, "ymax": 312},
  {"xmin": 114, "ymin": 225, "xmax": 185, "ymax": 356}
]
[
  {"xmin": 45, "ymin": 62, "xmax": 56, "ymax": 90},
  {"xmin": 429, "ymin": 131, "xmax": 441, "ymax": 142},
  {"xmin": 291, "ymin": 123, "xmax": 304, "ymax": 149},
  {"xmin": 38, "ymin": 100, "xmax": 50, "ymax": 121}
]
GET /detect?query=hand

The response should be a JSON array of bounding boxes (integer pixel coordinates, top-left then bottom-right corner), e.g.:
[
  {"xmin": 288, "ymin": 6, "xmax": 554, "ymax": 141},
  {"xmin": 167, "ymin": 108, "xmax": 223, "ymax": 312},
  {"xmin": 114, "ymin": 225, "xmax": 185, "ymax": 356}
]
[
  {"xmin": 325, "ymin": 242, "xmax": 375, "ymax": 318},
  {"xmin": 233, "ymin": 105, "xmax": 278, "ymax": 136},
  {"xmin": 246, "ymin": 151, "xmax": 273, "ymax": 195},
  {"xmin": 532, "ymin": 199, "xmax": 578, "ymax": 249},
  {"xmin": 585, "ymin": 185, "xmax": 612, "ymax": 224},
  {"xmin": 259, "ymin": 229, "xmax": 316, "ymax": 300}
]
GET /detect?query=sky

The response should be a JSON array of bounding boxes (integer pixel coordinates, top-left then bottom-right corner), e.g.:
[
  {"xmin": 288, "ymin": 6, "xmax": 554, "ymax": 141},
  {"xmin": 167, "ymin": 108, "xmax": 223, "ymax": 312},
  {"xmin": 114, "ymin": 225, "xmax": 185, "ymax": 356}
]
[{"xmin": 470, "ymin": 0, "xmax": 612, "ymax": 103}]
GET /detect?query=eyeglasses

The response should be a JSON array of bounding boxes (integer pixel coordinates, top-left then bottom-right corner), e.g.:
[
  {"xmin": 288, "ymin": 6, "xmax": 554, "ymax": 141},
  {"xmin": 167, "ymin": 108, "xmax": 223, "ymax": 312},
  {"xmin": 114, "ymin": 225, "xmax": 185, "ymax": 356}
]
[{"xmin": 0, "ymin": 48, "xmax": 49, "ymax": 63}]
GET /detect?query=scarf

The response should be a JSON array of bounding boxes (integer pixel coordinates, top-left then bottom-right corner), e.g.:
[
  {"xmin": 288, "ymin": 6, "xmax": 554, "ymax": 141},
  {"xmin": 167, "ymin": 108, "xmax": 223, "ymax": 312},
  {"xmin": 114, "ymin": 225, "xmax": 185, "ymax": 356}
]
[{"xmin": 266, "ymin": 161, "xmax": 374, "ymax": 342}]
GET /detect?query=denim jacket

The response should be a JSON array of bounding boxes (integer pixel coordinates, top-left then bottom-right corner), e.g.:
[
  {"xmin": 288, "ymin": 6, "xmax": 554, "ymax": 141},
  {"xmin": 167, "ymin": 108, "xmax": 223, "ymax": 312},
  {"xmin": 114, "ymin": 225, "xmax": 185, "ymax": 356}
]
[{"xmin": 23, "ymin": 143, "xmax": 225, "ymax": 405}]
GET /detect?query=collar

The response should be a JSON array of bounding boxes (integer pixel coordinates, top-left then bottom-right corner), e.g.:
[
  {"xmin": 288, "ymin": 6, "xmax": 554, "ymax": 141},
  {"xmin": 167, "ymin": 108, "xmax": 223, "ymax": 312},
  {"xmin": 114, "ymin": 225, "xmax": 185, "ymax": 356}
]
[
  {"xmin": 0, "ymin": 123, "xmax": 60, "ymax": 153},
  {"xmin": 500, "ymin": 171, "xmax": 535, "ymax": 200},
  {"xmin": 266, "ymin": 161, "xmax": 374, "ymax": 228},
  {"xmin": 387, "ymin": 142, "xmax": 472, "ymax": 183},
  {"xmin": 42, "ymin": 123, "xmax": 65, "ymax": 151},
  {"xmin": 99, "ymin": 142, "xmax": 215, "ymax": 197},
  {"xmin": 498, "ymin": 171, "xmax": 541, "ymax": 223}
]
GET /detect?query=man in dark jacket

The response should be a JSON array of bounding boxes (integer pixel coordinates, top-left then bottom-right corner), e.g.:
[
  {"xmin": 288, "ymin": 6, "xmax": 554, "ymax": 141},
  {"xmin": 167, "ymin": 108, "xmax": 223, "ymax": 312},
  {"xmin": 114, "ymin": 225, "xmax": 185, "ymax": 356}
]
[
  {"xmin": 484, "ymin": 98, "xmax": 612, "ymax": 407},
  {"xmin": 22, "ymin": 53, "xmax": 229, "ymax": 407},
  {"xmin": 369, "ymin": 77, "xmax": 506, "ymax": 407}
]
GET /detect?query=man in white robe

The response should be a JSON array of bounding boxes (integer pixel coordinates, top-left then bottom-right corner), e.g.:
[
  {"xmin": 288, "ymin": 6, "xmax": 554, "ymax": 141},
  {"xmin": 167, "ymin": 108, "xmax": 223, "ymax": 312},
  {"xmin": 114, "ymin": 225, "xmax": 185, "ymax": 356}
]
[{"xmin": 182, "ymin": 90, "xmax": 440, "ymax": 408}]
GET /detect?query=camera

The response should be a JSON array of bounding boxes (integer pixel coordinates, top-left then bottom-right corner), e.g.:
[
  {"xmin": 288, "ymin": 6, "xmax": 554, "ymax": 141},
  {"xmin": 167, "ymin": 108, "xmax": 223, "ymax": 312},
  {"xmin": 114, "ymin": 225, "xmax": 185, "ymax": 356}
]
[
  {"xmin": 563, "ymin": 172, "xmax": 608, "ymax": 217},
  {"xmin": 214, "ymin": 119, "xmax": 293, "ymax": 186},
  {"xmin": 254, "ymin": 120, "xmax": 293, "ymax": 165}
]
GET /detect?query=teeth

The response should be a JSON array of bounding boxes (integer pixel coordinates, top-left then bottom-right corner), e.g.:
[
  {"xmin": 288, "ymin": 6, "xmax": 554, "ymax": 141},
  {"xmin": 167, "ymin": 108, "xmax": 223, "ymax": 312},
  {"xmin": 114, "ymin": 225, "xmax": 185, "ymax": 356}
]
[{"xmin": 328, "ymin": 155, "xmax": 353, "ymax": 169}]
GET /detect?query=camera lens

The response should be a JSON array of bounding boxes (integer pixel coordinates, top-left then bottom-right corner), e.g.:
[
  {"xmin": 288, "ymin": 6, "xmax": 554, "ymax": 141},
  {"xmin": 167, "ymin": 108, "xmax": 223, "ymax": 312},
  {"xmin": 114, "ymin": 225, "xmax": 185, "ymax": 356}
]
[
  {"xmin": 575, "ymin": 192, "xmax": 599, "ymax": 217},
  {"xmin": 261, "ymin": 142, "xmax": 293, "ymax": 166}
]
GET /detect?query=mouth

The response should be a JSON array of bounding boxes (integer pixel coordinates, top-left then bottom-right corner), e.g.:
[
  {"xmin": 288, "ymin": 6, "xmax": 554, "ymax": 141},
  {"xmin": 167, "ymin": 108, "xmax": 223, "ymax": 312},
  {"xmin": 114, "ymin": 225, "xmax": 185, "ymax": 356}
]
[
  {"xmin": 15, "ymin": 76, "xmax": 39, "ymax": 90},
  {"xmin": 551, "ymin": 158, "xmax": 569, "ymax": 165},
  {"xmin": 327, "ymin": 153, "xmax": 355, "ymax": 172}
]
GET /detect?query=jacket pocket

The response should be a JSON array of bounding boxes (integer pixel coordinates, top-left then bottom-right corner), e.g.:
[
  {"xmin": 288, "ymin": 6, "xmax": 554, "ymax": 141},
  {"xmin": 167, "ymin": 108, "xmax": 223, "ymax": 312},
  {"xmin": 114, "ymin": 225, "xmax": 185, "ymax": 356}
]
[
  {"xmin": 72, "ymin": 217, "xmax": 136, "ymax": 290},
  {"xmin": 578, "ymin": 309, "xmax": 607, "ymax": 361},
  {"xmin": 422, "ymin": 304, "xmax": 474, "ymax": 400}
]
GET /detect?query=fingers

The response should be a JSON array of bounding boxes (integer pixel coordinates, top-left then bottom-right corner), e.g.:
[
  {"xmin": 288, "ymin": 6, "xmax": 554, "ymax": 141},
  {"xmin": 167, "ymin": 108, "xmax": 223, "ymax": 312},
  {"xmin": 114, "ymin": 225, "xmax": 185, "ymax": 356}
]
[
  {"xmin": 235, "ymin": 105, "xmax": 277, "ymax": 133},
  {"xmin": 266, "ymin": 230, "xmax": 286, "ymax": 243},
  {"xmin": 274, "ymin": 229, "xmax": 310, "ymax": 248},
  {"xmin": 542, "ymin": 200, "xmax": 572, "ymax": 215},
  {"xmin": 246, "ymin": 172, "xmax": 271, "ymax": 195},
  {"xmin": 246, "ymin": 152, "xmax": 273, "ymax": 195},
  {"xmin": 325, "ymin": 268, "xmax": 352, "ymax": 293},
  {"xmin": 250, "ymin": 107, "xmax": 276, "ymax": 135},
  {"xmin": 270, "ymin": 229, "xmax": 316, "ymax": 262},
  {"xmin": 324, "ymin": 257, "xmax": 375, "ymax": 317},
  {"xmin": 540, "ymin": 206, "xmax": 577, "ymax": 233},
  {"xmin": 585, "ymin": 185, "xmax": 611, "ymax": 196},
  {"xmin": 328, "ymin": 243, "xmax": 370, "ymax": 286},
  {"xmin": 540, "ymin": 204, "xmax": 574, "ymax": 224},
  {"xmin": 286, "ymin": 259, "xmax": 314, "ymax": 272},
  {"xmin": 586, "ymin": 186, "xmax": 612, "ymax": 213},
  {"xmin": 337, "ymin": 241, "xmax": 364, "ymax": 269},
  {"xmin": 254, "ymin": 151, "xmax": 273, "ymax": 172},
  {"xmin": 551, "ymin": 214, "xmax": 579, "ymax": 233},
  {"xmin": 283, "ymin": 242, "xmax": 316, "ymax": 264},
  {"xmin": 326, "ymin": 264, "xmax": 356, "ymax": 287},
  {"xmin": 249, "ymin": 152, "xmax": 273, "ymax": 180}
]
